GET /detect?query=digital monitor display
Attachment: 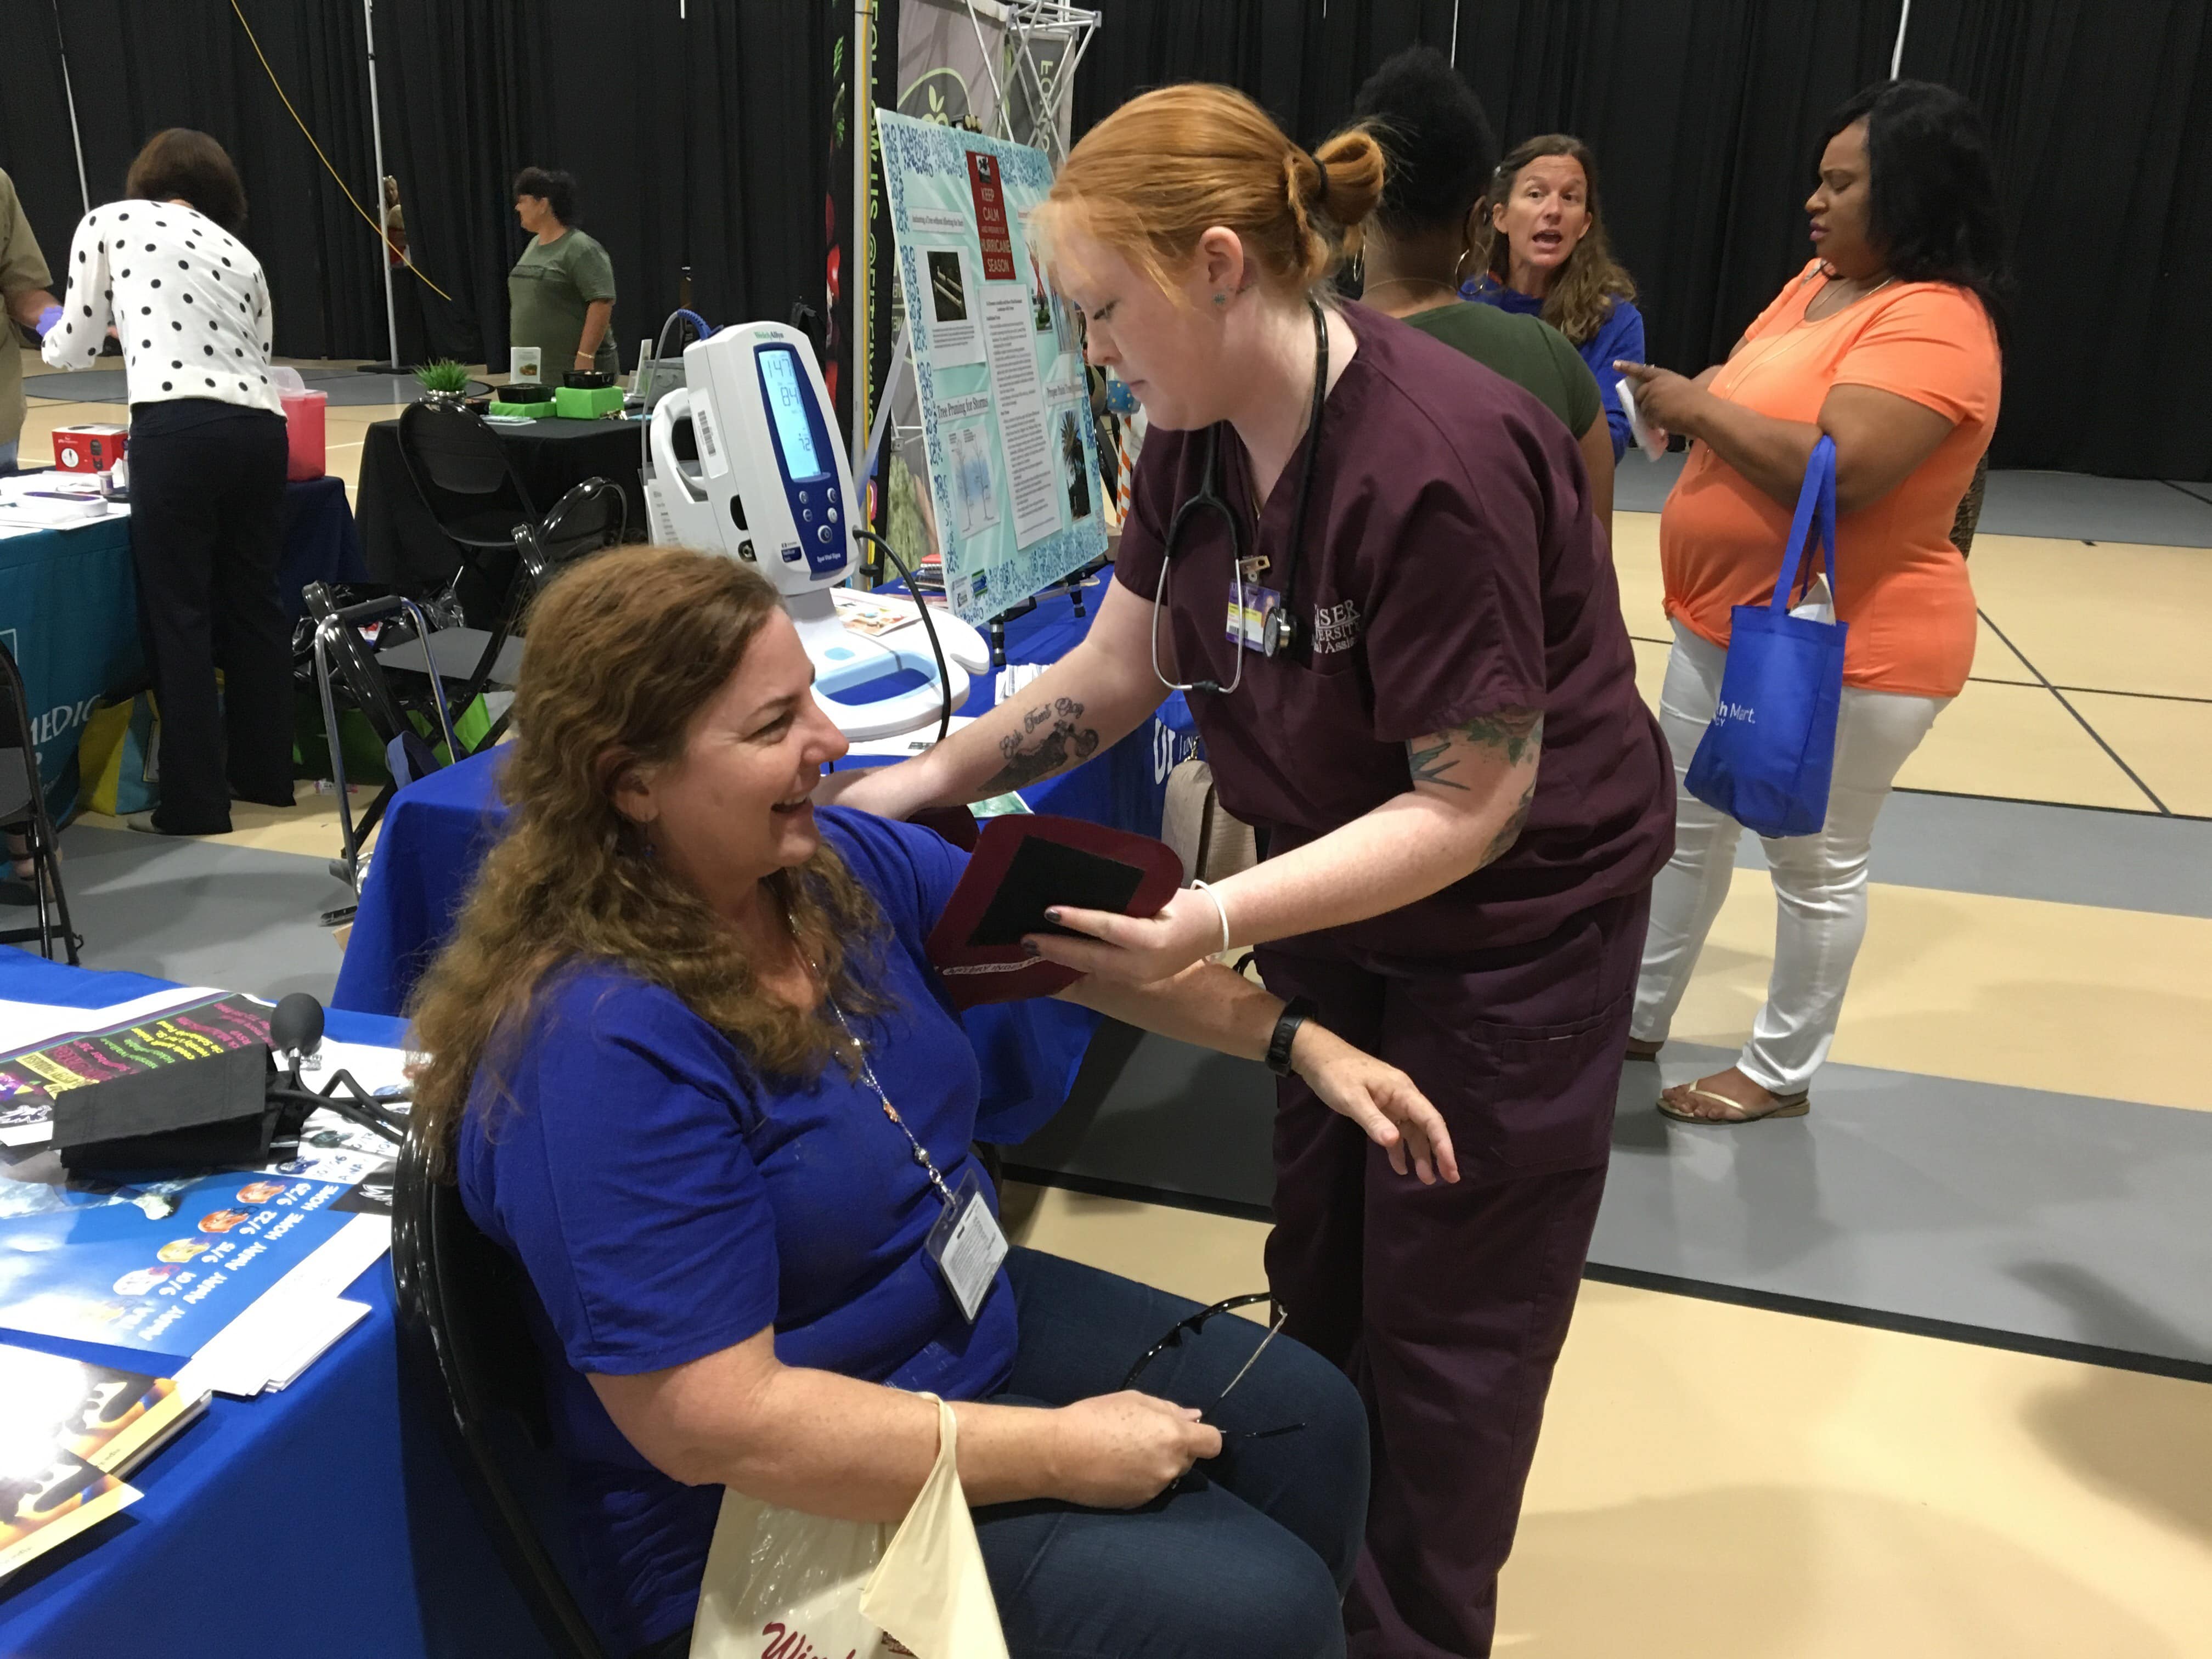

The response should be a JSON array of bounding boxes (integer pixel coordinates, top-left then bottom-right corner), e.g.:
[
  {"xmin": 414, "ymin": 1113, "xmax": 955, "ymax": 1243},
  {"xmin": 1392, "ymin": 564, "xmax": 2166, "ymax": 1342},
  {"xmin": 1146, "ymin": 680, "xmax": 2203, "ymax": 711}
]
[{"xmin": 760, "ymin": 348, "xmax": 824, "ymax": 479}]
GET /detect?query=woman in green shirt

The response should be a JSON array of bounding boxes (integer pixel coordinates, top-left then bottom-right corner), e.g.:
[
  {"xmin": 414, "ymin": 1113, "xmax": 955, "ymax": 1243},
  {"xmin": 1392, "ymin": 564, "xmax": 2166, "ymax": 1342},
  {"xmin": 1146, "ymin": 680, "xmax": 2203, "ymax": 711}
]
[
  {"xmin": 1345, "ymin": 48, "xmax": 1614, "ymax": 536},
  {"xmin": 509, "ymin": 167, "xmax": 619, "ymax": 389}
]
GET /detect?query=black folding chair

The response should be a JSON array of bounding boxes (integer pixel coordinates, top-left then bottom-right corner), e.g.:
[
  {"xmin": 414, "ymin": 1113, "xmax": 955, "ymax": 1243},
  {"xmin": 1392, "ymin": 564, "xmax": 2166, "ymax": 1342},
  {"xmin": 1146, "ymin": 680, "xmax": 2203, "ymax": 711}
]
[
  {"xmin": 398, "ymin": 398, "xmax": 540, "ymax": 558},
  {"xmin": 393, "ymin": 401, "xmax": 540, "ymax": 695},
  {"xmin": 304, "ymin": 583, "xmax": 460, "ymax": 892},
  {"xmin": 453, "ymin": 479, "xmax": 632, "ymax": 753},
  {"xmin": 0, "ymin": 641, "xmax": 80, "ymax": 963},
  {"xmin": 514, "ymin": 477, "xmax": 629, "ymax": 592},
  {"xmin": 393, "ymin": 1124, "xmax": 610, "ymax": 1659}
]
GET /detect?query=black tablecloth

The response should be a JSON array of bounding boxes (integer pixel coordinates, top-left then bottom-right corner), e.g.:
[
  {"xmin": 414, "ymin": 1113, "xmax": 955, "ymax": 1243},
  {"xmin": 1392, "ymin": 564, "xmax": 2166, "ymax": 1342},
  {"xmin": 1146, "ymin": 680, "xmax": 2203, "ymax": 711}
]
[
  {"xmin": 278, "ymin": 474, "xmax": 370, "ymax": 619},
  {"xmin": 353, "ymin": 416, "xmax": 645, "ymax": 614}
]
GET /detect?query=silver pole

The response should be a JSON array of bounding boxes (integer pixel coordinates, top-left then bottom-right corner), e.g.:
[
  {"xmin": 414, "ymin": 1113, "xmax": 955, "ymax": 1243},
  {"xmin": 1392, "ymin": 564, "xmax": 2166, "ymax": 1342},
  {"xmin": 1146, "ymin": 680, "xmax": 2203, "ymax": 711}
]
[
  {"xmin": 1891, "ymin": 0, "xmax": 1912, "ymax": 79},
  {"xmin": 365, "ymin": 0, "xmax": 400, "ymax": 369},
  {"xmin": 851, "ymin": 0, "xmax": 873, "ymax": 474},
  {"xmin": 50, "ymin": 1, "xmax": 91, "ymax": 213}
]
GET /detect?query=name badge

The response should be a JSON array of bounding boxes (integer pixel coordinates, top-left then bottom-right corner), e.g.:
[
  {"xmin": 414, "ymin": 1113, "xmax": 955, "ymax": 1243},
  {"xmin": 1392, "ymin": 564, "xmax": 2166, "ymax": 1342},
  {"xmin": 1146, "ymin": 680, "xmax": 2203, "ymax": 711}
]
[
  {"xmin": 925, "ymin": 1168, "xmax": 1008, "ymax": 1322},
  {"xmin": 1226, "ymin": 584, "xmax": 1285, "ymax": 653}
]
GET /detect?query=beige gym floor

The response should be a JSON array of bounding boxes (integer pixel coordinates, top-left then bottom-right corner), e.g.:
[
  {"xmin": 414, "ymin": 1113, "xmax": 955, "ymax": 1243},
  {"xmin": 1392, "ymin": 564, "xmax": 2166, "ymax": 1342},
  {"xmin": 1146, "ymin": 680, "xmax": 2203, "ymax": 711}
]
[{"xmin": 17, "ymin": 352, "xmax": 2212, "ymax": 1652}]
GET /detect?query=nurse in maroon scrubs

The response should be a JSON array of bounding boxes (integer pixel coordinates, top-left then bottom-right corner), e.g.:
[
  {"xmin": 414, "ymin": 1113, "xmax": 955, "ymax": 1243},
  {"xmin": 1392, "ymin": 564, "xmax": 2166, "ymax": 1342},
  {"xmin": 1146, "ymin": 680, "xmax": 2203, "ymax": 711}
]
[{"xmin": 833, "ymin": 84, "xmax": 1672, "ymax": 1658}]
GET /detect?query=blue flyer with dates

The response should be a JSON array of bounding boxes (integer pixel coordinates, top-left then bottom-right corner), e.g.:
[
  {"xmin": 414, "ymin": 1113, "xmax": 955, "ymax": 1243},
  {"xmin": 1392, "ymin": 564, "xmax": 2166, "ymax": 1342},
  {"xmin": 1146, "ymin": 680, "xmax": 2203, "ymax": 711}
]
[{"xmin": 0, "ymin": 1166, "xmax": 365, "ymax": 1361}]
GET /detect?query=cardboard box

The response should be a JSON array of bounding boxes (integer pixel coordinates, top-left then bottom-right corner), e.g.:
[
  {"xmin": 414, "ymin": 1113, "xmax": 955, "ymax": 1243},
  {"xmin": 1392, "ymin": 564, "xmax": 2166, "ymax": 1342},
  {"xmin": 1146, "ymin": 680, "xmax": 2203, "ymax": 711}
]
[{"xmin": 52, "ymin": 425, "xmax": 128, "ymax": 473}]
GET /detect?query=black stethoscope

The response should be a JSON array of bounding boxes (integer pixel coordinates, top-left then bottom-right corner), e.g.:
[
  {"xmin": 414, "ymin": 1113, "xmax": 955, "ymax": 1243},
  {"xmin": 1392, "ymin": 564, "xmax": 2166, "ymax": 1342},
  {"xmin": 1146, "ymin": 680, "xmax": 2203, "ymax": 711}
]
[{"xmin": 1150, "ymin": 296, "xmax": 1330, "ymax": 696}]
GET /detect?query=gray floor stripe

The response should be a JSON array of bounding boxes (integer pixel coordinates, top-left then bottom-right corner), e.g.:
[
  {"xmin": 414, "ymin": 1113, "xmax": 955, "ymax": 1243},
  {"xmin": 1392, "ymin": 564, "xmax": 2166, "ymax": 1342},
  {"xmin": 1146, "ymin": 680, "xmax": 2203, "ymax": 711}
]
[
  {"xmin": 1733, "ymin": 789, "xmax": 2212, "ymax": 918},
  {"xmin": 1010, "ymin": 1026, "xmax": 2212, "ymax": 1372},
  {"xmin": 1601, "ymin": 1043, "xmax": 2212, "ymax": 1369},
  {"xmin": 1613, "ymin": 452, "xmax": 2212, "ymax": 548},
  {"xmin": 42, "ymin": 824, "xmax": 353, "ymax": 1002},
  {"xmin": 25, "ymin": 368, "xmax": 486, "ymax": 408}
]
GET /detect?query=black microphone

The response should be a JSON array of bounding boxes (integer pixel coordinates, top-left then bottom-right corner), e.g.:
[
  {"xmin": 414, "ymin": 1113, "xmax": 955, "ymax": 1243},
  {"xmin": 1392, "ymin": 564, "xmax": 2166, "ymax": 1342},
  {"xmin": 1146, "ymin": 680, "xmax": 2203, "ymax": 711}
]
[
  {"xmin": 269, "ymin": 992, "xmax": 325, "ymax": 1071},
  {"xmin": 261, "ymin": 994, "xmax": 408, "ymax": 1146}
]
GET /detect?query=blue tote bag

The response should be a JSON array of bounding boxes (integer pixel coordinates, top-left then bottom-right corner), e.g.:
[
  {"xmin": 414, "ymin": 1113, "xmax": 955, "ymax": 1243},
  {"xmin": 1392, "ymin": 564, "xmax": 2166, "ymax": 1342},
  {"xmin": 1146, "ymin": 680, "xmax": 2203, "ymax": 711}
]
[{"xmin": 1683, "ymin": 436, "xmax": 1847, "ymax": 838}]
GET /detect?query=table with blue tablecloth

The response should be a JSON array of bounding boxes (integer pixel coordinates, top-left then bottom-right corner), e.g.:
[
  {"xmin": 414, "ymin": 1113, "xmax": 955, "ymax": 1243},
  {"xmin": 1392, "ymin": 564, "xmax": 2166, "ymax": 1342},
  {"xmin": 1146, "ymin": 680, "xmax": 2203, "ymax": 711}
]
[
  {"xmin": 0, "ymin": 949, "xmax": 555, "ymax": 1659},
  {"xmin": 335, "ymin": 576, "xmax": 1194, "ymax": 1144},
  {"xmin": 0, "ymin": 477, "xmax": 371, "ymax": 816},
  {"xmin": 0, "ymin": 517, "xmax": 139, "ymax": 816}
]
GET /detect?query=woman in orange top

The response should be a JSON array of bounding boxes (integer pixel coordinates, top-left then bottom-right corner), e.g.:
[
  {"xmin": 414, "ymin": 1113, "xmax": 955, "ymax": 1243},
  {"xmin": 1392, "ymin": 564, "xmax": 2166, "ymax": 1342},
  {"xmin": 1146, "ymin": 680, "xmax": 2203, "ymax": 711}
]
[{"xmin": 1614, "ymin": 81, "xmax": 2007, "ymax": 1124}]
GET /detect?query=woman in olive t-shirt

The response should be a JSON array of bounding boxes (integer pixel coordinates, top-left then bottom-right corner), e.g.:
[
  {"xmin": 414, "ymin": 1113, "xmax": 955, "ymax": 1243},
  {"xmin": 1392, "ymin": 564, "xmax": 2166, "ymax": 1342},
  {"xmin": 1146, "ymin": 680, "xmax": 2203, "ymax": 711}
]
[
  {"xmin": 1345, "ymin": 48, "xmax": 1615, "ymax": 535},
  {"xmin": 508, "ymin": 166, "xmax": 619, "ymax": 390}
]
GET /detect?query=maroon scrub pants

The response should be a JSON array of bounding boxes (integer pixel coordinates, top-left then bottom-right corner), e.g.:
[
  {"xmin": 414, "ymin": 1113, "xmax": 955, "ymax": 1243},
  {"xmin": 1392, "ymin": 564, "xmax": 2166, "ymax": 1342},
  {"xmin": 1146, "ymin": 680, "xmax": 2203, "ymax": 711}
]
[{"xmin": 1256, "ymin": 889, "xmax": 1647, "ymax": 1658}]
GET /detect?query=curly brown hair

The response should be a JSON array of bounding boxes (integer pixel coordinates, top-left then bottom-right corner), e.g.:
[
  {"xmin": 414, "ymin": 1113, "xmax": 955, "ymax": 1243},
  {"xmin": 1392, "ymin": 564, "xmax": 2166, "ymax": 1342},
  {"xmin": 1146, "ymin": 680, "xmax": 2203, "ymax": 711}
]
[
  {"xmin": 405, "ymin": 545, "xmax": 886, "ymax": 1175},
  {"xmin": 1473, "ymin": 134, "xmax": 1637, "ymax": 348}
]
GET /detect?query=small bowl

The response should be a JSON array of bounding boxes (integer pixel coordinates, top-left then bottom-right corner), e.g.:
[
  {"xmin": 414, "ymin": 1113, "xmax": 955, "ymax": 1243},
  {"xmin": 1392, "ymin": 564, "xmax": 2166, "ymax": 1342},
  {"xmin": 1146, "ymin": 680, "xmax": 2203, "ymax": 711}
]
[{"xmin": 563, "ymin": 370, "xmax": 614, "ymax": 389}]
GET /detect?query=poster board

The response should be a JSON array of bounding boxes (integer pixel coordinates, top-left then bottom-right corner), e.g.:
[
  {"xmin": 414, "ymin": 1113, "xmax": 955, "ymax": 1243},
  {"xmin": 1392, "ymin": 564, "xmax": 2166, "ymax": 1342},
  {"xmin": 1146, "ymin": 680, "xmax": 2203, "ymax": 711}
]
[{"xmin": 875, "ymin": 111, "xmax": 1106, "ymax": 624}]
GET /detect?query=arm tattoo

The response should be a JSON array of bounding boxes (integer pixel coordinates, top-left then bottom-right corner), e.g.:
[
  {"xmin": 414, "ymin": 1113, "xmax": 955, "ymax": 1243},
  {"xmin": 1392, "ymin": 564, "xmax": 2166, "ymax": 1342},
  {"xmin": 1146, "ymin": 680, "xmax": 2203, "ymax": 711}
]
[
  {"xmin": 981, "ymin": 696, "xmax": 1102, "ymax": 792},
  {"xmin": 1406, "ymin": 709, "xmax": 1544, "ymax": 790},
  {"xmin": 1480, "ymin": 777, "xmax": 1539, "ymax": 866}
]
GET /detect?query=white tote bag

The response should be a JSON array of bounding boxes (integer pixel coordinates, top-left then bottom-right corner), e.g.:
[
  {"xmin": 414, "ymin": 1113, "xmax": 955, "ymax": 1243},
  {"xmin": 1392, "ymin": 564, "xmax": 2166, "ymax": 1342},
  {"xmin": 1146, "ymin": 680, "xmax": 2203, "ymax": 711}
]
[{"xmin": 690, "ymin": 1395, "xmax": 1008, "ymax": 1659}]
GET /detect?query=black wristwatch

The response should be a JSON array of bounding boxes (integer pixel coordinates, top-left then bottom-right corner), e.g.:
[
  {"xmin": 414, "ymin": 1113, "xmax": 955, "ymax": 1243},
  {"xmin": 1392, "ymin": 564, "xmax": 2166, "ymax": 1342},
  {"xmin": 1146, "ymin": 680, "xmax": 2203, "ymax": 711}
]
[{"xmin": 1265, "ymin": 997, "xmax": 1318, "ymax": 1077}]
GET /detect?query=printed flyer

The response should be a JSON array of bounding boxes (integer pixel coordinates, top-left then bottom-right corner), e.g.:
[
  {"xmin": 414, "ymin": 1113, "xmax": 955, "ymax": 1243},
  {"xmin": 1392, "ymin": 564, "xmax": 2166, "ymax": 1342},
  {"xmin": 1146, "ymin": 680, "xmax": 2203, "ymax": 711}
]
[
  {"xmin": 0, "ymin": 1166, "xmax": 368, "ymax": 1360},
  {"xmin": 0, "ymin": 992, "xmax": 272, "ymax": 1148},
  {"xmin": 876, "ymin": 111, "xmax": 1107, "ymax": 624}
]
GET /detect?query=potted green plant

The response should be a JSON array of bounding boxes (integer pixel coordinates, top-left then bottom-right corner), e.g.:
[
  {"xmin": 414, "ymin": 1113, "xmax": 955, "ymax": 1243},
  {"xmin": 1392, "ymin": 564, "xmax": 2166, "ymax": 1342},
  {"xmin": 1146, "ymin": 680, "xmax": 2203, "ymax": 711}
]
[{"xmin": 413, "ymin": 359, "xmax": 487, "ymax": 411}]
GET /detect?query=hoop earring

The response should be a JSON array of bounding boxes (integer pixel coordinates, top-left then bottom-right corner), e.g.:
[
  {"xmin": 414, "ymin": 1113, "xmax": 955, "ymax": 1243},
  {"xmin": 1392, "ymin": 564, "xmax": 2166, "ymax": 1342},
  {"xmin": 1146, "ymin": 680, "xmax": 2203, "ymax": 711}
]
[{"xmin": 1451, "ymin": 245, "xmax": 1475, "ymax": 290}]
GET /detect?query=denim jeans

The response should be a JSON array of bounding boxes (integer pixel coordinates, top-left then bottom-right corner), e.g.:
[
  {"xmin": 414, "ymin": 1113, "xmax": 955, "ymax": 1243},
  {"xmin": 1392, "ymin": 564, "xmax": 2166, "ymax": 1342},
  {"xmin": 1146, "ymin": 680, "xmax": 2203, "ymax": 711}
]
[
  {"xmin": 632, "ymin": 1247, "xmax": 1368, "ymax": 1659},
  {"xmin": 975, "ymin": 1248, "xmax": 1368, "ymax": 1659}
]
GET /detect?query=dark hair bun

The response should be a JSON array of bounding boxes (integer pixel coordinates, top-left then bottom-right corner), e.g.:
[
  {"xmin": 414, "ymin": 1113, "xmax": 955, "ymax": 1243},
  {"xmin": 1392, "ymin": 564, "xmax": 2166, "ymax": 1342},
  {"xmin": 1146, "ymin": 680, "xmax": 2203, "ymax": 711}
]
[{"xmin": 1349, "ymin": 46, "xmax": 1498, "ymax": 235}]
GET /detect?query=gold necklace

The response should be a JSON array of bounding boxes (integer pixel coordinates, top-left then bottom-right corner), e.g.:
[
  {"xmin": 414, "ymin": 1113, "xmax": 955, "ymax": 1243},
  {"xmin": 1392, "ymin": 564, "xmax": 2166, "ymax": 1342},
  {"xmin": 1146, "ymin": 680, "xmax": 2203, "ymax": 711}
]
[{"xmin": 1812, "ymin": 265, "xmax": 1897, "ymax": 313}]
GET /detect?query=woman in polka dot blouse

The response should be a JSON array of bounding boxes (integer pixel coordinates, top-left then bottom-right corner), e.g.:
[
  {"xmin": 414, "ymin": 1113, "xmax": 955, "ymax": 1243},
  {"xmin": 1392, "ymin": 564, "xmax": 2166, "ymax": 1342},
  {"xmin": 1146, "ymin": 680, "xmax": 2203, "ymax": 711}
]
[{"xmin": 42, "ymin": 129, "xmax": 293, "ymax": 836}]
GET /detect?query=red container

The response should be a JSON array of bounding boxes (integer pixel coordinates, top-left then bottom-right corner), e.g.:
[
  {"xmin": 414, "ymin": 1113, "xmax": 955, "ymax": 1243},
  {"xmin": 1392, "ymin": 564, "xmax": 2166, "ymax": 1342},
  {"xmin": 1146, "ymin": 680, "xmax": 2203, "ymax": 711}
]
[
  {"xmin": 281, "ymin": 387, "xmax": 327, "ymax": 481},
  {"xmin": 52, "ymin": 425, "xmax": 127, "ymax": 473}
]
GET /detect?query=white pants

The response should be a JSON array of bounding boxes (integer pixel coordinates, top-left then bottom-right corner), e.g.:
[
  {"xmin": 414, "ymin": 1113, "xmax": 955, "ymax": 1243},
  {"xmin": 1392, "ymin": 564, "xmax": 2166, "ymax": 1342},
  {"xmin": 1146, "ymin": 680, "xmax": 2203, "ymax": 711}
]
[{"xmin": 1632, "ymin": 620, "xmax": 1948, "ymax": 1097}]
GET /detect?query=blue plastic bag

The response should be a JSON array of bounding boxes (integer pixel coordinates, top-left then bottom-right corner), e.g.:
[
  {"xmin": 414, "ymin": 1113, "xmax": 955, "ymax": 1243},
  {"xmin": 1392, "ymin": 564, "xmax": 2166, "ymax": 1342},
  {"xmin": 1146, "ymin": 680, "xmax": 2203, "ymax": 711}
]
[{"xmin": 1683, "ymin": 436, "xmax": 1848, "ymax": 838}]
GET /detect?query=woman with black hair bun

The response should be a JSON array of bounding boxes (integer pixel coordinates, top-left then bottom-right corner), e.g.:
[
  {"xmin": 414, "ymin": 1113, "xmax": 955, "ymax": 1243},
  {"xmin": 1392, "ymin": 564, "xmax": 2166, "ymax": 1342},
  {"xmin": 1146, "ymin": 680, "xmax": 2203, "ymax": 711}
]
[
  {"xmin": 1616, "ymin": 80, "xmax": 2009, "ymax": 1127},
  {"xmin": 1346, "ymin": 45, "xmax": 1615, "ymax": 533}
]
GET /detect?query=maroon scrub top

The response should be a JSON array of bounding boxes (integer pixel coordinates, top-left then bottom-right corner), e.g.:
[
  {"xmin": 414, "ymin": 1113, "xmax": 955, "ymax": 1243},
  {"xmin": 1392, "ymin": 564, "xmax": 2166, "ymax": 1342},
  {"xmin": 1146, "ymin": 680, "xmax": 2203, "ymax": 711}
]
[{"xmin": 1116, "ymin": 302, "xmax": 1672, "ymax": 956}]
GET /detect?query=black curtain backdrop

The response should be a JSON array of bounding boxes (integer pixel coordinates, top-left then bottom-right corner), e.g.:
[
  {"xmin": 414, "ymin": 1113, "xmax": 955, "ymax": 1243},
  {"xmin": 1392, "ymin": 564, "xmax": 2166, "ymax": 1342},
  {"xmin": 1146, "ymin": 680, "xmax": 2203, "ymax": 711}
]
[
  {"xmin": 1074, "ymin": 0, "xmax": 2208, "ymax": 482},
  {"xmin": 1900, "ymin": 1, "xmax": 2212, "ymax": 479},
  {"xmin": 0, "ymin": 0, "xmax": 388, "ymax": 361},
  {"xmin": 1, "ymin": 2, "xmax": 2204, "ymax": 478},
  {"xmin": 0, "ymin": 0, "xmax": 840, "ymax": 385}
]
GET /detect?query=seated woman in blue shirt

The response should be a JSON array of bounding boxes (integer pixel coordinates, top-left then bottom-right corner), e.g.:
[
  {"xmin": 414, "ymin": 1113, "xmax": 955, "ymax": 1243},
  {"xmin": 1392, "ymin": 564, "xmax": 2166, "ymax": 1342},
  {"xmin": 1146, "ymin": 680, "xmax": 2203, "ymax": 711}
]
[
  {"xmin": 1462, "ymin": 134, "xmax": 1647, "ymax": 460},
  {"xmin": 406, "ymin": 545, "xmax": 1455, "ymax": 1659}
]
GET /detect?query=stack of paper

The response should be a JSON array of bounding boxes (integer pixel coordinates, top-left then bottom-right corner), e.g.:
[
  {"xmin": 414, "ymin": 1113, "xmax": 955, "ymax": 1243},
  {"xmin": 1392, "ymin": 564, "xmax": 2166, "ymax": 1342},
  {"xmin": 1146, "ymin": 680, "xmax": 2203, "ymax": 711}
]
[
  {"xmin": 0, "ymin": 1342, "xmax": 210, "ymax": 1581},
  {"xmin": 0, "ymin": 991, "xmax": 415, "ymax": 1398},
  {"xmin": 0, "ymin": 475, "xmax": 125, "ymax": 536}
]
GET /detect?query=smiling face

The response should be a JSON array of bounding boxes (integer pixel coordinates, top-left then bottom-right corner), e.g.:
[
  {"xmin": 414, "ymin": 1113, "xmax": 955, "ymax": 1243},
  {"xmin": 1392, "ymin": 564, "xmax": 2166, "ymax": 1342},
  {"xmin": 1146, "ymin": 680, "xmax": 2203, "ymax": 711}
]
[
  {"xmin": 1806, "ymin": 119, "xmax": 1881, "ymax": 278},
  {"xmin": 1052, "ymin": 222, "xmax": 1245, "ymax": 433},
  {"xmin": 1491, "ymin": 154, "xmax": 1593, "ymax": 288},
  {"xmin": 612, "ymin": 610, "xmax": 850, "ymax": 903}
]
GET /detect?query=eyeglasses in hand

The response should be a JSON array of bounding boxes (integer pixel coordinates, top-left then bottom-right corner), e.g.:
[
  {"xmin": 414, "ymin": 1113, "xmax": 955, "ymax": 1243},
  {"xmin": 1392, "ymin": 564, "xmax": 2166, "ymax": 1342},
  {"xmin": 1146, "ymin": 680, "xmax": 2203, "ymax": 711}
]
[{"xmin": 1122, "ymin": 1291, "xmax": 1305, "ymax": 1443}]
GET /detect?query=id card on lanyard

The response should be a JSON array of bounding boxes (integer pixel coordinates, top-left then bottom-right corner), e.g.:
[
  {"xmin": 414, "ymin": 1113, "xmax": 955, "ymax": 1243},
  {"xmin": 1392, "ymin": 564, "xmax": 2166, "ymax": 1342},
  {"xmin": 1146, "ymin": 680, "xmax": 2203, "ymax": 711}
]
[
  {"xmin": 829, "ymin": 997, "xmax": 1008, "ymax": 1322},
  {"xmin": 1226, "ymin": 585, "xmax": 1285, "ymax": 652},
  {"xmin": 925, "ymin": 1167, "xmax": 1008, "ymax": 1321}
]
